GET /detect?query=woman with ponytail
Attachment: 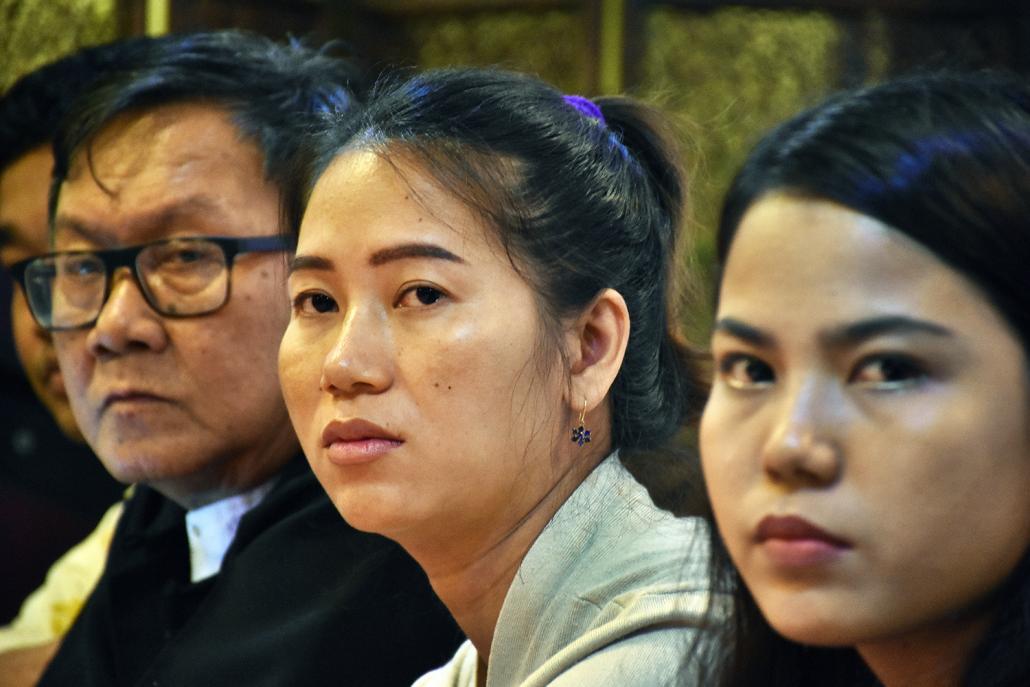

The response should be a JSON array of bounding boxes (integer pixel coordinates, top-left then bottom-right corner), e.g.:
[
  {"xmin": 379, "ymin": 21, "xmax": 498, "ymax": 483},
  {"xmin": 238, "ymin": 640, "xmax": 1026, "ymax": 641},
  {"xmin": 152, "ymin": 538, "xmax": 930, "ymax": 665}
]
[{"xmin": 278, "ymin": 68, "xmax": 722, "ymax": 686}]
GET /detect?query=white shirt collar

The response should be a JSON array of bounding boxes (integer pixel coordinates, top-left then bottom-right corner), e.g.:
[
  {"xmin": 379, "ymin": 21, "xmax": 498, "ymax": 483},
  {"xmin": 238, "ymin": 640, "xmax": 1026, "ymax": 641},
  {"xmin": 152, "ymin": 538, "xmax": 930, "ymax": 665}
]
[{"xmin": 185, "ymin": 479, "xmax": 277, "ymax": 583}]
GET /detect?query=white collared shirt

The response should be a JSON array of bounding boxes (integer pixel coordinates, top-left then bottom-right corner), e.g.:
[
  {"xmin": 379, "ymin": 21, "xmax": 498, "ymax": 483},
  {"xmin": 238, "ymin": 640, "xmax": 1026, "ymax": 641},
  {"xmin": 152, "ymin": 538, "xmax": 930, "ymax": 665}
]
[{"xmin": 185, "ymin": 480, "xmax": 277, "ymax": 583}]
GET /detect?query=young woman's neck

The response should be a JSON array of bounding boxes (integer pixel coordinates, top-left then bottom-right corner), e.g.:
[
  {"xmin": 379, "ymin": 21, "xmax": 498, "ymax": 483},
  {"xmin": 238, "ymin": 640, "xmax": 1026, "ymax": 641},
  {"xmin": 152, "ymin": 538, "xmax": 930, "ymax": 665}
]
[
  {"xmin": 402, "ymin": 450, "xmax": 606, "ymax": 672},
  {"xmin": 856, "ymin": 612, "xmax": 992, "ymax": 687}
]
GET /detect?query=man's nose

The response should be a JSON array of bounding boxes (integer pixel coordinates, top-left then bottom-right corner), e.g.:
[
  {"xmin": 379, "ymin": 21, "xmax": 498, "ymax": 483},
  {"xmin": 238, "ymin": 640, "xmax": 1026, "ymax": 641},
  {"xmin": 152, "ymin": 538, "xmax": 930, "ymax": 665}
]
[
  {"xmin": 760, "ymin": 375, "xmax": 844, "ymax": 488},
  {"xmin": 84, "ymin": 268, "xmax": 168, "ymax": 358},
  {"xmin": 319, "ymin": 306, "xmax": 393, "ymax": 397}
]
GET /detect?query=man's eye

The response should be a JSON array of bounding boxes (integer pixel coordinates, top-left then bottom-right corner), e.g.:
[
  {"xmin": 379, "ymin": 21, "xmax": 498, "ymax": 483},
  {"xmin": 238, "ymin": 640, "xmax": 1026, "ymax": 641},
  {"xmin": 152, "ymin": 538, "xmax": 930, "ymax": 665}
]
[
  {"xmin": 397, "ymin": 285, "xmax": 446, "ymax": 308},
  {"xmin": 718, "ymin": 354, "xmax": 775, "ymax": 389},
  {"xmin": 63, "ymin": 257, "xmax": 103, "ymax": 278},
  {"xmin": 170, "ymin": 249, "xmax": 204, "ymax": 264},
  {"xmin": 293, "ymin": 291, "xmax": 337, "ymax": 314},
  {"xmin": 851, "ymin": 354, "xmax": 926, "ymax": 388}
]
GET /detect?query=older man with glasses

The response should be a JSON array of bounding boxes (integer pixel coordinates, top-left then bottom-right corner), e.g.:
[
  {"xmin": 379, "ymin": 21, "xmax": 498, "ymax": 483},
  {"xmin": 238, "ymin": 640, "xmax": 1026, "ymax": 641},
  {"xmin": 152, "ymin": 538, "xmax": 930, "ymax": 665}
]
[{"xmin": 15, "ymin": 31, "xmax": 462, "ymax": 687}]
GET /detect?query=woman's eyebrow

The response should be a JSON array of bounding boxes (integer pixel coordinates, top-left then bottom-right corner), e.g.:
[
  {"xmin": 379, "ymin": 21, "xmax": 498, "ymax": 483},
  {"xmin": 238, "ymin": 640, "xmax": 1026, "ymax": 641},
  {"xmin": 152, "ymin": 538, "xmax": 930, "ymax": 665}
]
[
  {"xmin": 289, "ymin": 254, "xmax": 334, "ymax": 276},
  {"xmin": 369, "ymin": 243, "xmax": 465, "ymax": 266},
  {"xmin": 713, "ymin": 317, "xmax": 776, "ymax": 347},
  {"xmin": 822, "ymin": 316, "xmax": 955, "ymax": 347}
]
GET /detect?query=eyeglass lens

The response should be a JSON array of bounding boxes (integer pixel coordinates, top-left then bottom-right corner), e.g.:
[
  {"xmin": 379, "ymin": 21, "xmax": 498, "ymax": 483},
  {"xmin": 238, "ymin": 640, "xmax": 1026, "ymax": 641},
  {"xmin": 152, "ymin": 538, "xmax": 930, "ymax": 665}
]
[{"xmin": 23, "ymin": 238, "xmax": 231, "ymax": 329}]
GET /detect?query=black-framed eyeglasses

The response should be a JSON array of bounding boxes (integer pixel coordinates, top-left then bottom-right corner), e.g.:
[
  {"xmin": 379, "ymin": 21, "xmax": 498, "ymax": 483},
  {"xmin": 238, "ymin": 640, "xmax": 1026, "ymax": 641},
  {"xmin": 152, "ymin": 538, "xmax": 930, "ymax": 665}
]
[{"xmin": 8, "ymin": 235, "xmax": 293, "ymax": 332}]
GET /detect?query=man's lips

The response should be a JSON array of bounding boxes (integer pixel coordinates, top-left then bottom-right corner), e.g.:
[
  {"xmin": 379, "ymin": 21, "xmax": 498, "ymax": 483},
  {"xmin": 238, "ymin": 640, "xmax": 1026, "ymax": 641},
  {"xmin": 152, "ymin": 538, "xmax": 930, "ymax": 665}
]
[
  {"xmin": 321, "ymin": 419, "xmax": 403, "ymax": 466},
  {"xmin": 41, "ymin": 363, "xmax": 67, "ymax": 397},
  {"xmin": 101, "ymin": 390, "xmax": 170, "ymax": 410}
]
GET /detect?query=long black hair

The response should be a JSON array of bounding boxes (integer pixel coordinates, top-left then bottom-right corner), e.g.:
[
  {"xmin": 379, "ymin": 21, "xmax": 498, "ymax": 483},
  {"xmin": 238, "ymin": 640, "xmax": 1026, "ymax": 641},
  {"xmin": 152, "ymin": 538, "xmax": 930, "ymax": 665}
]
[{"xmin": 712, "ymin": 70, "xmax": 1030, "ymax": 687}]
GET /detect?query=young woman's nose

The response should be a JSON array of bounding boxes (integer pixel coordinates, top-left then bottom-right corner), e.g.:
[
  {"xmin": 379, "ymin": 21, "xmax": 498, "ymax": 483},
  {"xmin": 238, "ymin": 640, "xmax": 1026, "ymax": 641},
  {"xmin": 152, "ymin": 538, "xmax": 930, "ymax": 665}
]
[
  {"xmin": 319, "ymin": 306, "xmax": 393, "ymax": 396},
  {"xmin": 85, "ymin": 268, "xmax": 168, "ymax": 358},
  {"xmin": 760, "ymin": 376, "xmax": 843, "ymax": 488}
]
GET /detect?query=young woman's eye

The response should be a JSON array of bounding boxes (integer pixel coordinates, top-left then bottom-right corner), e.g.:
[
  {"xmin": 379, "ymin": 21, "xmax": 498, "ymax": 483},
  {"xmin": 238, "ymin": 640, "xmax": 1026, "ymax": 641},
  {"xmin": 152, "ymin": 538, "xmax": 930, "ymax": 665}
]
[
  {"xmin": 718, "ymin": 354, "xmax": 775, "ymax": 389},
  {"xmin": 397, "ymin": 285, "xmax": 447, "ymax": 308},
  {"xmin": 850, "ymin": 354, "xmax": 926, "ymax": 388},
  {"xmin": 293, "ymin": 291, "xmax": 338, "ymax": 315}
]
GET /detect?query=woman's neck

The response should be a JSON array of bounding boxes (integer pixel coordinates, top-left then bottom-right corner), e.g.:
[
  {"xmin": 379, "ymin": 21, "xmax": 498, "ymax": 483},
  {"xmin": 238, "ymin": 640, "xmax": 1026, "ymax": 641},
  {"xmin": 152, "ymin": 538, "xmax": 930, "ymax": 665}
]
[
  {"xmin": 404, "ymin": 451, "xmax": 606, "ymax": 670},
  {"xmin": 856, "ymin": 612, "xmax": 992, "ymax": 687}
]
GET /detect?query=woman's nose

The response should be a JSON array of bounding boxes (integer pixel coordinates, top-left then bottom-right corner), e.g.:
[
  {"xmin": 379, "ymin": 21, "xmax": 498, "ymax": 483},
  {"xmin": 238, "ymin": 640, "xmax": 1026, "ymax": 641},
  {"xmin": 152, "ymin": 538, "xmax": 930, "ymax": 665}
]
[
  {"xmin": 760, "ymin": 376, "xmax": 843, "ymax": 488},
  {"xmin": 319, "ymin": 306, "xmax": 393, "ymax": 396}
]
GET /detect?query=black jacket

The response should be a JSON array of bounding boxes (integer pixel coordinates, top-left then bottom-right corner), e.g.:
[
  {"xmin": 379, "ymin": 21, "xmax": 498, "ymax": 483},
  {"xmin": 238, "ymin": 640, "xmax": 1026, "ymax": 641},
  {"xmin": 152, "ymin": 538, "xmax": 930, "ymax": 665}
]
[{"xmin": 39, "ymin": 456, "xmax": 463, "ymax": 686}]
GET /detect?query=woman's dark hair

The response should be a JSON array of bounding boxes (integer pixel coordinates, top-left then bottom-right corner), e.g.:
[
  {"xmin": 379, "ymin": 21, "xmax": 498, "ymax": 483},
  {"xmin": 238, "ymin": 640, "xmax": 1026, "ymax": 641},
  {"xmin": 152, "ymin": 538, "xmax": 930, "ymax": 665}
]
[
  {"xmin": 287, "ymin": 67, "xmax": 707, "ymax": 467},
  {"xmin": 713, "ymin": 70, "xmax": 1030, "ymax": 686}
]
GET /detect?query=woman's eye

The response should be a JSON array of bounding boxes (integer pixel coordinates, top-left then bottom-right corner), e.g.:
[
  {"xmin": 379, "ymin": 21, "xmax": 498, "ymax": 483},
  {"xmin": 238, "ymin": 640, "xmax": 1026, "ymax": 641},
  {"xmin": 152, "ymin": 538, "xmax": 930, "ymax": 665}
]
[
  {"xmin": 851, "ymin": 354, "xmax": 926, "ymax": 388},
  {"xmin": 718, "ymin": 354, "xmax": 775, "ymax": 389},
  {"xmin": 293, "ymin": 291, "xmax": 338, "ymax": 314},
  {"xmin": 397, "ymin": 285, "xmax": 446, "ymax": 308}
]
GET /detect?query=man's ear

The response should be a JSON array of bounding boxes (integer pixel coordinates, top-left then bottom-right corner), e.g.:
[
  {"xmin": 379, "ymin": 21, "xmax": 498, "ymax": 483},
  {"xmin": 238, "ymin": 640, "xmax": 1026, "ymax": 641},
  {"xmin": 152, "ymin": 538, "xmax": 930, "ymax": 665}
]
[{"xmin": 566, "ymin": 288, "xmax": 630, "ymax": 414}]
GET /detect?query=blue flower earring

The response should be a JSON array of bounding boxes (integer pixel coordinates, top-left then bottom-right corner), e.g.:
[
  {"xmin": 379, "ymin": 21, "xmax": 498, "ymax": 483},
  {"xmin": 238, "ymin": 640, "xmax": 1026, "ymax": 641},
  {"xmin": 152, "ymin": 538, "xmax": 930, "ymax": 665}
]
[{"xmin": 570, "ymin": 404, "xmax": 591, "ymax": 447}]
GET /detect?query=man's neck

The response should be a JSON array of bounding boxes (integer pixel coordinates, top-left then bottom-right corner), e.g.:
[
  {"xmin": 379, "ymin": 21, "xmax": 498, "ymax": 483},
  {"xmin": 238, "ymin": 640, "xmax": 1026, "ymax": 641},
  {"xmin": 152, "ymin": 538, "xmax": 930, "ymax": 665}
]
[{"xmin": 184, "ymin": 476, "xmax": 278, "ymax": 582}]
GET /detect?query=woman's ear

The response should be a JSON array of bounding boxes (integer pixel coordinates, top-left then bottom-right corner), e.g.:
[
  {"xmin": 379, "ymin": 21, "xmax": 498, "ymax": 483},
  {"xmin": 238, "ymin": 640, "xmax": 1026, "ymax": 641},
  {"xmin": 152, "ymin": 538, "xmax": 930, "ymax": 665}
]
[{"xmin": 566, "ymin": 288, "xmax": 630, "ymax": 413}]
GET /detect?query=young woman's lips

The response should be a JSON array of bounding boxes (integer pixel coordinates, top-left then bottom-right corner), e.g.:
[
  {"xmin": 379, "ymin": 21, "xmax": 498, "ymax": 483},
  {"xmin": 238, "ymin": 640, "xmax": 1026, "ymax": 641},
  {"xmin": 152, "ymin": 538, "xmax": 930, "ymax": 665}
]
[
  {"xmin": 321, "ymin": 418, "xmax": 403, "ymax": 466},
  {"xmin": 754, "ymin": 515, "xmax": 852, "ymax": 568}
]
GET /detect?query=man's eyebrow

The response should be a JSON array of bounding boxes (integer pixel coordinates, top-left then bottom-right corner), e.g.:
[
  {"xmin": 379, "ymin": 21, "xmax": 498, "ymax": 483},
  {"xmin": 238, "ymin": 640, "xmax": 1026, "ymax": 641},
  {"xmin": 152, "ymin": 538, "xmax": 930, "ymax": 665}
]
[
  {"xmin": 713, "ymin": 317, "xmax": 777, "ymax": 348},
  {"xmin": 53, "ymin": 195, "xmax": 234, "ymax": 247},
  {"xmin": 51, "ymin": 216, "xmax": 113, "ymax": 246},
  {"xmin": 823, "ymin": 316, "xmax": 954, "ymax": 347},
  {"xmin": 289, "ymin": 254, "xmax": 334, "ymax": 276},
  {"xmin": 369, "ymin": 243, "xmax": 465, "ymax": 266}
]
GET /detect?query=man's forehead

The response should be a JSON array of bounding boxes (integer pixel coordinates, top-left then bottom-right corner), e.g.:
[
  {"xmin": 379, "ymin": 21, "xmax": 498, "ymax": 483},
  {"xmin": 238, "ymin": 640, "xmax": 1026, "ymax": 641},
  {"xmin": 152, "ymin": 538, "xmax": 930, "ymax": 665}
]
[
  {"xmin": 65, "ymin": 103, "xmax": 254, "ymax": 186},
  {"xmin": 55, "ymin": 103, "xmax": 275, "ymax": 248}
]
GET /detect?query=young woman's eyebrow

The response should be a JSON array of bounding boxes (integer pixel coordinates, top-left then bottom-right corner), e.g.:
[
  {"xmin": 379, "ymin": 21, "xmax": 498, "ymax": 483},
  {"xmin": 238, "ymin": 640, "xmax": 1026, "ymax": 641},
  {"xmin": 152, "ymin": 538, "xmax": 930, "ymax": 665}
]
[
  {"xmin": 713, "ymin": 317, "xmax": 776, "ymax": 348},
  {"xmin": 369, "ymin": 243, "xmax": 465, "ymax": 267},
  {"xmin": 289, "ymin": 254, "xmax": 334, "ymax": 276},
  {"xmin": 822, "ymin": 316, "xmax": 955, "ymax": 348}
]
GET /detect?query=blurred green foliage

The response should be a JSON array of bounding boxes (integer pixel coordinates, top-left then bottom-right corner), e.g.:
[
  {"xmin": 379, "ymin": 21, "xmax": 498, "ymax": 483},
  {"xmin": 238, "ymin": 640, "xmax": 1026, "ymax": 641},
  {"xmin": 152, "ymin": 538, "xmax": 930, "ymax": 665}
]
[
  {"xmin": 406, "ymin": 8, "xmax": 589, "ymax": 94},
  {"xmin": 0, "ymin": 0, "xmax": 116, "ymax": 90},
  {"xmin": 639, "ymin": 7, "xmax": 849, "ymax": 339}
]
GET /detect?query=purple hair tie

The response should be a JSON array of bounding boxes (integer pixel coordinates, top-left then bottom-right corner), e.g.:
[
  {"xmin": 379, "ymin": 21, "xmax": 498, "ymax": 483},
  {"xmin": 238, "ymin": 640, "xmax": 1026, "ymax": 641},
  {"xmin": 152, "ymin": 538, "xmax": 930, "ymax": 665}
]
[{"xmin": 563, "ymin": 94, "xmax": 605, "ymax": 126}]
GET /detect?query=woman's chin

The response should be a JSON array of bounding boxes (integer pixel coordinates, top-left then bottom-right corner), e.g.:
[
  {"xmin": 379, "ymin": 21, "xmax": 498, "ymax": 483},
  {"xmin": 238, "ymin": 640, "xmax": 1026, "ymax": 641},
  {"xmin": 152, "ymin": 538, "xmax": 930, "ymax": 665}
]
[{"xmin": 758, "ymin": 594, "xmax": 864, "ymax": 647}]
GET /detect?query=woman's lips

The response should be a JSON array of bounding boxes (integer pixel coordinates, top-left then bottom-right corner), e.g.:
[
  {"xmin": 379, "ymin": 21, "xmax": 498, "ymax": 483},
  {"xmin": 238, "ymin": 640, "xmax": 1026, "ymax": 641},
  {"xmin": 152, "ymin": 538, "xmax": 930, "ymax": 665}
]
[
  {"xmin": 755, "ymin": 515, "xmax": 852, "ymax": 568},
  {"xmin": 321, "ymin": 418, "xmax": 403, "ymax": 466}
]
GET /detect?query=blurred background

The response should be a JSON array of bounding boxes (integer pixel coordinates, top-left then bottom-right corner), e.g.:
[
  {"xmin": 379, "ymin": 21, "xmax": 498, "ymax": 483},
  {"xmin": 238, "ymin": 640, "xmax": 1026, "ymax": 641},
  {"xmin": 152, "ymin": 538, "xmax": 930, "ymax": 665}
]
[{"xmin": 0, "ymin": 0, "xmax": 1027, "ymax": 619}]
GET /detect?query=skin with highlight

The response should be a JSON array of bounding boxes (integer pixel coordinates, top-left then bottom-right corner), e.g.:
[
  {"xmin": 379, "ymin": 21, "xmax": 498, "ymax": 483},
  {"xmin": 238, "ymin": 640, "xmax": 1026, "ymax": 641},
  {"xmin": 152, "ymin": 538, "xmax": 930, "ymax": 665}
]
[{"xmin": 278, "ymin": 149, "xmax": 626, "ymax": 661}]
